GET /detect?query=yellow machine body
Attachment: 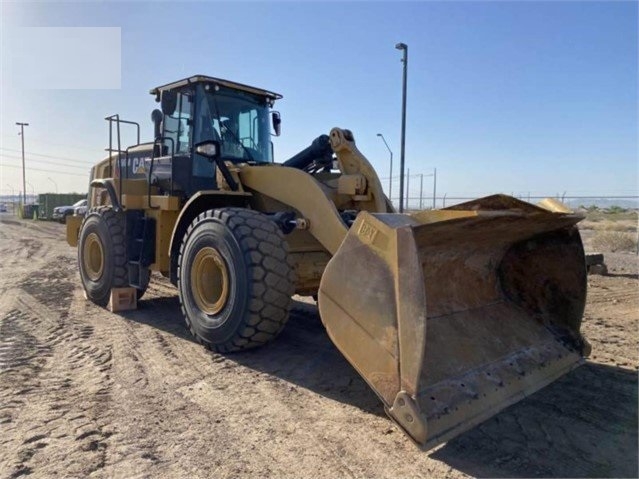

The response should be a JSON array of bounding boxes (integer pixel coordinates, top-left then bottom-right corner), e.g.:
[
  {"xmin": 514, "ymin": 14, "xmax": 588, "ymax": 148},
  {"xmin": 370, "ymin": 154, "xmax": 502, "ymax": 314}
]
[
  {"xmin": 318, "ymin": 196, "xmax": 588, "ymax": 448},
  {"xmin": 69, "ymin": 123, "xmax": 588, "ymax": 449}
]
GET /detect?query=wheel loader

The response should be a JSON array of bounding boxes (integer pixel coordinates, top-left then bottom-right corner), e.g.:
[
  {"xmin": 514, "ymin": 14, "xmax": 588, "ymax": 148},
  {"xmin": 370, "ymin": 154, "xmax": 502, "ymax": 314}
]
[{"xmin": 66, "ymin": 75, "xmax": 590, "ymax": 450}]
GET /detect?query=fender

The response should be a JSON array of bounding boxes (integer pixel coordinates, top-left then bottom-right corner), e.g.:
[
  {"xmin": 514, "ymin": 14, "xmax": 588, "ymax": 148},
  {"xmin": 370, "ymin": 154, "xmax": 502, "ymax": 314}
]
[
  {"xmin": 90, "ymin": 179, "xmax": 121, "ymax": 212},
  {"xmin": 168, "ymin": 190, "xmax": 251, "ymax": 284}
]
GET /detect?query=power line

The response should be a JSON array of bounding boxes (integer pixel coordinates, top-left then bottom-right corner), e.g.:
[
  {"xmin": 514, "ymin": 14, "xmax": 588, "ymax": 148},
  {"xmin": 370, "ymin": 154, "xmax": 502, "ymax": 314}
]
[
  {"xmin": 0, "ymin": 163, "xmax": 87, "ymax": 177},
  {"xmin": 0, "ymin": 136, "xmax": 99, "ymax": 153},
  {"xmin": 0, "ymin": 147, "xmax": 95, "ymax": 165},
  {"xmin": 1, "ymin": 153, "xmax": 90, "ymax": 170}
]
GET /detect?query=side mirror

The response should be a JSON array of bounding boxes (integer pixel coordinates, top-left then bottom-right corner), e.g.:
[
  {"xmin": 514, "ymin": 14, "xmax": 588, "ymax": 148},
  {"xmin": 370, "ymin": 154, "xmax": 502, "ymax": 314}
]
[
  {"xmin": 151, "ymin": 109, "xmax": 163, "ymax": 139},
  {"xmin": 195, "ymin": 140, "xmax": 221, "ymax": 160},
  {"xmin": 160, "ymin": 90, "xmax": 177, "ymax": 116},
  {"xmin": 272, "ymin": 111, "xmax": 281, "ymax": 136}
]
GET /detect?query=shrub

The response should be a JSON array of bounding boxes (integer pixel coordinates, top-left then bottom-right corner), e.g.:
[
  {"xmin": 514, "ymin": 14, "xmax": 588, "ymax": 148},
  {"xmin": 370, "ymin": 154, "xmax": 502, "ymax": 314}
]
[
  {"xmin": 606, "ymin": 205, "xmax": 627, "ymax": 214},
  {"xmin": 591, "ymin": 231, "xmax": 638, "ymax": 253}
]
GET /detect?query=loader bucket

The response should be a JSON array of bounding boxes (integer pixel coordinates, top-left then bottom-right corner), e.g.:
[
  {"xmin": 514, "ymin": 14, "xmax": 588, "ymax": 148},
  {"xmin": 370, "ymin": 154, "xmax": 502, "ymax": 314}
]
[{"xmin": 318, "ymin": 195, "xmax": 589, "ymax": 450}]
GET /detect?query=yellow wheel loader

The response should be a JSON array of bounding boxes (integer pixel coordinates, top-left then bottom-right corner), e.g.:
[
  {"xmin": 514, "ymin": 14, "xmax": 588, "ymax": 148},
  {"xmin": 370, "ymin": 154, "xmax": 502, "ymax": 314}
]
[{"xmin": 67, "ymin": 75, "xmax": 590, "ymax": 449}]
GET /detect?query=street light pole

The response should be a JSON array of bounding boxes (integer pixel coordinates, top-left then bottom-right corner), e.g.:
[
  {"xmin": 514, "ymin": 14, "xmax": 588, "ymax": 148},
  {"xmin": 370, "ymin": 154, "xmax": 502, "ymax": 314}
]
[
  {"xmin": 376, "ymin": 133, "xmax": 393, "ymax": 203},
  {"xmin": 16, "ymin": 122, "xmax": 29, "ymax": 206},
  {"xmin": 395, "ymin": 42, "xmax": 408, "ymax": 213},
  {"xmin": 47, "ymin": 177, "xmax": 58, "ymax": 194}
]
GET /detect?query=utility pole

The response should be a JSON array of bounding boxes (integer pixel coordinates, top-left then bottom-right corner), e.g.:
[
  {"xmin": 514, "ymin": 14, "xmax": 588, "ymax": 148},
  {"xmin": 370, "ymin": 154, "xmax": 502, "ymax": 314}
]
[
  {"xmin": 419, "ymin": 174, "xmax": 423, "ymax": 209},
  {"xmin": 16, "ymin": 122, "xmax": 29, "ymax": 206},
  {"xmin": 376, "ymin": 133, "xmax": 393, "ymax": 203},
  {"xmin": 395, "ymin": 42, "xmax": 408, "ymax": 213}
]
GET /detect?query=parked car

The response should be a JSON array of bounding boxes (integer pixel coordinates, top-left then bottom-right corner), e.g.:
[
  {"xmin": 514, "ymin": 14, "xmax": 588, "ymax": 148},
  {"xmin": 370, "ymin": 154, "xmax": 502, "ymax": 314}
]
[
  {"xmin": 53, "ymin": 199, "xmax": 87, "ymax": 223},
  {"xmin": 74, "ymin": 202, "xmax": 88, "ymax": 217},
  {"xmin": 0, "ymin": 204, "xmax": 7, "ymax": 213}
]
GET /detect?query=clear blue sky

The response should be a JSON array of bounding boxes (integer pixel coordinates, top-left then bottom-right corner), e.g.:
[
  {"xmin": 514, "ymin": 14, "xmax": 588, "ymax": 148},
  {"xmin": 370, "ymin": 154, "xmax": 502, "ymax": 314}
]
[{"xmin": 1, "ymin": 1, "xmax": 637, "ymax": 205}]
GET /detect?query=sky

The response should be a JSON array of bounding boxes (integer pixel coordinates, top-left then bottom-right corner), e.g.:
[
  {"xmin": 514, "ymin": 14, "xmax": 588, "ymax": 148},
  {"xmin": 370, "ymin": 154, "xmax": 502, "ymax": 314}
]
[{"xmin": 1, "ymin": 0, "xmax": 637, "ymax": 207}]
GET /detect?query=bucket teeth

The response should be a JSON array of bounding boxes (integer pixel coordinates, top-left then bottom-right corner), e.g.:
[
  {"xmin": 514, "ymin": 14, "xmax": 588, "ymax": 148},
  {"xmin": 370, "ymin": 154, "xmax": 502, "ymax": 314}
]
[{"xmin": 387, "ymin": 392, "xmax": 427, "ymax": 445}]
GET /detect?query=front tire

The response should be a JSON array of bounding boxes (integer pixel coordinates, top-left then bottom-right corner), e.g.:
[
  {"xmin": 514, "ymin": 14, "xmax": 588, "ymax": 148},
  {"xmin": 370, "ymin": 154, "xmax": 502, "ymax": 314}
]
[{"xmin": 177, "ymin": 208, "xmax": 295, "ymax": 352}]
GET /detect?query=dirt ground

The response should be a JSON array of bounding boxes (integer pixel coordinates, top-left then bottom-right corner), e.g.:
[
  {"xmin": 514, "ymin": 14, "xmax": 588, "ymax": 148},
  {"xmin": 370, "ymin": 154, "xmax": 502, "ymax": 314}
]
[{"xmin": 0, "ymin": 216, "xmax": 637, "ymax": 478}]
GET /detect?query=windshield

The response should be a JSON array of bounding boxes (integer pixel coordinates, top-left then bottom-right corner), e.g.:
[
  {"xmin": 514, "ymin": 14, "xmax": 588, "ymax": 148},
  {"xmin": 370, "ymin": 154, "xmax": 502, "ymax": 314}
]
[{"xmin": 195, "ymin": 84, "xmax": 273, "ymax": 163}]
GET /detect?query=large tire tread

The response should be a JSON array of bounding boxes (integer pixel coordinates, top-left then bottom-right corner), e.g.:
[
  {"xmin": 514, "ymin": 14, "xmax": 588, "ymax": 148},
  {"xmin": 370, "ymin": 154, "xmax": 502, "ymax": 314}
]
[
  {"xmin": 79, "ymin": 206, "xmax": 128, "ymax": 306},
  {"xmin": 177, "ymin": 208, "xmax": 295, "ymax": 353},
  {"xmin": 79, "ymin": 206, "xmax": 149, "ymax": 305}
]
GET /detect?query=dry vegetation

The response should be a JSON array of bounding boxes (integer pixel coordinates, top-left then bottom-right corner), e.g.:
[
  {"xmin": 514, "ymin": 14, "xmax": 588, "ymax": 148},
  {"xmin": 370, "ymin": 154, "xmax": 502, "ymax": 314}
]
[
  {"xmin": 578, "ymin": 206, "xmax": 638, "ymax": 253},
  {"xmin": 591, "ymin": 230, "xmax": 638, "ymax": 252}
]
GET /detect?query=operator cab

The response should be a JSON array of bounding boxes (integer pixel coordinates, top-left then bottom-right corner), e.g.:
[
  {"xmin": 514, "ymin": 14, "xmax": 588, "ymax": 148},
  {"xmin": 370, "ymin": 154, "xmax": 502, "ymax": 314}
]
[
  {"xmin": 151, "ymin": 75, "xmax": 281, "ymax": 163},
  {"xmin": 130, "ymin": 75, "xmax": 283, "ymax": 198}
]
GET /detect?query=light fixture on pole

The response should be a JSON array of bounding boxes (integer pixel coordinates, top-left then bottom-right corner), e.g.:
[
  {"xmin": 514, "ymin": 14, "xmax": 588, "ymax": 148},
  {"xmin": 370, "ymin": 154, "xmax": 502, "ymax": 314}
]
[
  {"xmin": 47, "ymin": 177, "xmax": 58, "ymax": 194},
  {"xmin": 16, "ymin": 122, "xmax": 29, "ymax": 206},
  {"xmin": 376, "ymin": 133, "xmax": 393, "ymax": 204},
  {"xmin": 395, "ymin": 42, "xmax": 408, "ymax": 213}
]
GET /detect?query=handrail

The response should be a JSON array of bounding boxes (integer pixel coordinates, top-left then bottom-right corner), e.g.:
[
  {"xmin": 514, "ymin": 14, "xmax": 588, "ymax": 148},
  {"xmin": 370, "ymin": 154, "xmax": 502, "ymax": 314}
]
[{"xmin": 104, "ymin": 115, "xmax": 142, "ymax": 207}]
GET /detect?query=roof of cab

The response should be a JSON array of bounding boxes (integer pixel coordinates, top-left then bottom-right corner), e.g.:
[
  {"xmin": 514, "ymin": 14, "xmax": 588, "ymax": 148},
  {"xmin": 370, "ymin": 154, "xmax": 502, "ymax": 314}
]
[{"xmin": 149, "ymin": 75, "xmax": 283, "ymax": 100}]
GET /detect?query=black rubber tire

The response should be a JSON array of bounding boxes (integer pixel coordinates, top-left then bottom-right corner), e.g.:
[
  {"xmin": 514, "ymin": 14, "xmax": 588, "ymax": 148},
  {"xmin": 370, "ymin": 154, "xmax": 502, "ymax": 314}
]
[
  {"xmin": 177, "ymin": 208, "xmax": 295, "ymax": 352},
  {"xmin": 78, "ymin": 206, "xmax": 128, "ymax": 307},
  {"xmin": 136, "ymin": 269, "xmax": 151, "ymax": 300},
  {"xmin": 78, "ymin": 206, "xmax": 148, "ymax": 306}
]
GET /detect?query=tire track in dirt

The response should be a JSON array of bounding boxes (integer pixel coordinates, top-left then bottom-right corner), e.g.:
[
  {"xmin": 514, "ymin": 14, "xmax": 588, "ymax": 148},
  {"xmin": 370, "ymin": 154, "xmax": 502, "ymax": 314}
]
[
  {"xmin": 0, "ymin": 309, "xmax": 51, "ymax": 431},
  {"xmin": 0, "ymin": 290, "xmax": 117, "ymax": 478},
  {"xmin": 0, "ymin": 226, "xmax": 117, "ymax": 479},
  {"xmin": 70, "ymin": 283, "xmax": 366, "ymax": 477}
]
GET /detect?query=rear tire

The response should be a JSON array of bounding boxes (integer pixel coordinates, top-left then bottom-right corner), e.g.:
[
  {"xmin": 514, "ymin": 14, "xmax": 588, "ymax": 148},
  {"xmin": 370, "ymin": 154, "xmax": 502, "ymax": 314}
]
[
  {"xmin": 78, "ymin": 206, "xmax": 128, "ymax": 307},
  {"xmin": 177, "ymin": 208, "xmax": 295, "ymax": 352},
  {"xmin": 78, "ymin": 206, "xmax": 148, "ymax": 306},
  {"xmin": 136, "ymin": 269, "xmax": 151, "ymax": 300}
]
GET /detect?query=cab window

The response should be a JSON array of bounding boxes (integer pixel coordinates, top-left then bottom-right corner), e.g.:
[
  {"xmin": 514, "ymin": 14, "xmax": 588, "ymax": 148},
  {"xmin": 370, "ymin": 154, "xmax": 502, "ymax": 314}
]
[{"xmin": 163, "ymin": 91, "xmax": 193, "ymax": 155}]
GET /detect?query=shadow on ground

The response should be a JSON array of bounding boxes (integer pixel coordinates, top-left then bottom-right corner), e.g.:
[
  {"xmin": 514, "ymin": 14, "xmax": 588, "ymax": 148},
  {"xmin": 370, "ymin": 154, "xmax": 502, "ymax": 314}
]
[
  {"xmin": 125, "ymin": 295, "xmax": 638, "ymax": 478},
  {"xmin": 432, "ymin": 362, "xmax": 638, "ymax": 478},
  {"xmin": 123, "ymin": 297, "xmax": 384, "ymax": 417}
]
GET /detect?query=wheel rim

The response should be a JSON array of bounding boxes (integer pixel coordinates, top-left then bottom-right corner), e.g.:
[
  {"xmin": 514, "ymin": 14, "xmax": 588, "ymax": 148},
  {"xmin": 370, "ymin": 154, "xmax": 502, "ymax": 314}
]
[
  {"xmin": 191, "ymin": 246, "xmax": 229, "ymax": 315},
  {"xmin": 83, "ymin": 232, "xmax": 104, "ymax": 281}
]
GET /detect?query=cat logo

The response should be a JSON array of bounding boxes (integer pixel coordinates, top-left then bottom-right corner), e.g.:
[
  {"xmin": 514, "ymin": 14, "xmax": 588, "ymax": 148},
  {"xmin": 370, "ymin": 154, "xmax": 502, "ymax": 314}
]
[{"xmin": 131, "ymin": 157, "xmax": 148, "ymax": 175}]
